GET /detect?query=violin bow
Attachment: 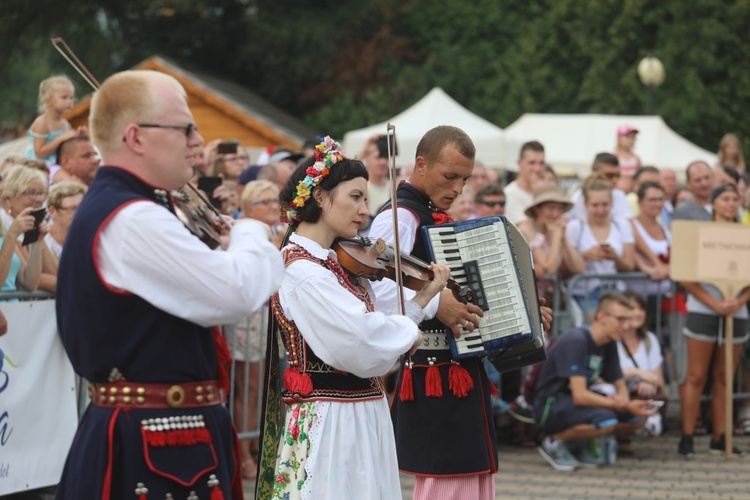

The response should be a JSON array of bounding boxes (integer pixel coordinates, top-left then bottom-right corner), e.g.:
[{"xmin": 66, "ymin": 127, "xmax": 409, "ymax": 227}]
[
  {"xmin": 386, "ymin": 124, "xmax": 407, "ymax": 315},
  {"xmin": 51, "ymin": 38, "xmax": 234, "ymax": 233},
  {"xmin": 51, "ymin": 37, "xmax": 101, "ymax": 91}
]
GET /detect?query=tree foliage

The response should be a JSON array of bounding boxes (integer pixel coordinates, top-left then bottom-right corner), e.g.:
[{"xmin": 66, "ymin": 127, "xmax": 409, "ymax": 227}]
[{"xmin": 2, "ymin": 0, "xmax": 750, "ymax": 155}]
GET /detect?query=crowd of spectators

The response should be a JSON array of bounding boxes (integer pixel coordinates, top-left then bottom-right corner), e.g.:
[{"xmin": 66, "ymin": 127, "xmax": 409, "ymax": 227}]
[{"xmin": 5, "ymin": 114, "xmax": 750, "ymax": 479}]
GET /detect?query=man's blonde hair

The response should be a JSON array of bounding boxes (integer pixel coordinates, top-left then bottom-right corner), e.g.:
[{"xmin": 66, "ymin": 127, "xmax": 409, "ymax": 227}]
[
  {"xmin": 48, "ymin": 180, "xmax": 88, "ymax": 208},
  {"xmin": 1, "ymin": 164, "xmax": 48, "ymax": 205},
  {"xmin": 90, "ymin": 70, "xmax": 185, "ymax": 156}
]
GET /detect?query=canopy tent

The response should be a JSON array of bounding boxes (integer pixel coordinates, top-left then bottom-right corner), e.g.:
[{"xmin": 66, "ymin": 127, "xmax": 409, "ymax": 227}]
[
  {"xmin": 343, "ymin": 88, "xmax": 522, "ymax": 170},
  {"xmin": 505, "ymin": 113, "xmax": 716, "ymax": 179}
]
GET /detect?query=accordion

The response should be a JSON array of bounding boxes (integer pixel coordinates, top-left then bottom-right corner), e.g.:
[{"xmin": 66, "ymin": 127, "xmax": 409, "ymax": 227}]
[{"xmin": 422, "ymin": 216, "xmax": 546, "ymax": 372}]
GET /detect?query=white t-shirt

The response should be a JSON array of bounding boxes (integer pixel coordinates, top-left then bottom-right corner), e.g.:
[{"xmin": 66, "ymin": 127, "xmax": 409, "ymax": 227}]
[
  {"xmin": 566, "ymin": 217, "xmax": 634, "ymax": 296},
  {"xmin": 617, "ymin": 331, "xmax": 663, "ymax": 372},
  {"xmin": 503, "ymin": 180, "xmax": 533, "ymax": 224}
]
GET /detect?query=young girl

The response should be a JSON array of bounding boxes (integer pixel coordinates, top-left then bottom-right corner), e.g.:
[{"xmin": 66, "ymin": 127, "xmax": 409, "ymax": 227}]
[
  {"xmin": 25, "ymin": 75, "xmax": 86, "ymax": 164},
  {"xmin": 614, "ymin": 124, "xmax": 641, "ymax": 184},
  {"xmin": 266, "ymin": 137, "xmax": 450, "ymax": 499},
  {"xmin": 716, "ymin": 133, "xmax": 746, "ymax": 174}
]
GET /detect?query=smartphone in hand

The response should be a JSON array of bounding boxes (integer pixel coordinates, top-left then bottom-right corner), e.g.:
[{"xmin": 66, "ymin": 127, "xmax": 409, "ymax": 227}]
[
  {"xmin": 22, "ymin": 208, "xmax": 47, "ymax": 246},
  {"xmin": 646, "ymin": 400, "xmax": 665, "ymax": 411},
  {"xmin": 197, "ymin": 176, "xmax": 223, "ymax": 208}
]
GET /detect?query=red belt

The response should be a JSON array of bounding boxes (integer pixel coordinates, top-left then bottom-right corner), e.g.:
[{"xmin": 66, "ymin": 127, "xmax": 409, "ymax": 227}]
[{"xmin": 88, "ymin": 380, "xmax": 224, "ymax": 409}]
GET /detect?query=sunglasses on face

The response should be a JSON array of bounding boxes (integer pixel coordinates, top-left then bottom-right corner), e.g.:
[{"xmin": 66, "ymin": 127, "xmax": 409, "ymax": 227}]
[
  {"xmin": 604, "ymin": 171, "xmax": 621, "ymax": 180},
  {"xmin": 480, "ymin": 200, "xmax": 506, "ymax": 208}
]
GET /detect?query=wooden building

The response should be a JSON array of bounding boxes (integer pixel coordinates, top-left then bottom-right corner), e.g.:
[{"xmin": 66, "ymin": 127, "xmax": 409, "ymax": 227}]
[{"xmin": 66, "ymin": 55, "xmax": 317, "ymax": 153}]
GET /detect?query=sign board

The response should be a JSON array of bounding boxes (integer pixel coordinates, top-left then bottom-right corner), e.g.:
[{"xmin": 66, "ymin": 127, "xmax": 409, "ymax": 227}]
[
  {"xmin": 670, "ymin": 220, "xmax": 750, "ymax": 295},
  {"xmin": 0, "ymin": 300, "xmax": 78, "ymax": 495}
]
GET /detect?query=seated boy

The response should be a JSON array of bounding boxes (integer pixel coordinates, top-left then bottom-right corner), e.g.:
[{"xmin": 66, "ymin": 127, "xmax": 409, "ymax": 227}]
[{"xmin": 533, "ymin": 291, "xmax": 657, "ymax": 470}]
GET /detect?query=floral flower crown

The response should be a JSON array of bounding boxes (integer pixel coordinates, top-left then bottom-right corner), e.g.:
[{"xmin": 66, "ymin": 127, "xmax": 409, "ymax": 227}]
[{"xmin": 281, "ymin": 136, "xmax": 346, "ymax": 223}]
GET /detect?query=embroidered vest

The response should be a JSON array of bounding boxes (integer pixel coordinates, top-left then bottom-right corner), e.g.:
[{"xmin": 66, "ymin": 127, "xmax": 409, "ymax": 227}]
[{"xmin": 273, "ymin": 244, "xmax": 384, "ymax": 403}]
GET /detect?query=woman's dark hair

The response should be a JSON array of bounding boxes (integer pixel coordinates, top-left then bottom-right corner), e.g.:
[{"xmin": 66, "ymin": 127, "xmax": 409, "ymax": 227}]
[
  {"xmin": 637, "ymin": 181, "xmax": 664, "ymax": 202},
  {"xmin": 279, "ymin": 156, "xmax": 369, "ymax": 224},
  {"xmin": 621, "ymin": 290, "xmax": 648, "ymax": 339}
]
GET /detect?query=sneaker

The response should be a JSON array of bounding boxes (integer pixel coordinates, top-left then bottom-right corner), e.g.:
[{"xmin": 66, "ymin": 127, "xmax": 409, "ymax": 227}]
[
  {"xmin": 570, "ymin": 440, "xmax": 603, "ymax": 468},
  {"xmin": 709, "ymin": 434, "xmax": 743, "ymax": 456},
  {"xmin": 509, "ymin": 395, "xmax": 536, "ymax": 424},
  {"xmin": 678, "ymin": 435, "xmax": 694, "ymax": 458},
  {"xmin": 538, "ymin": 437, "xmax": 581, "ymax": 471}
]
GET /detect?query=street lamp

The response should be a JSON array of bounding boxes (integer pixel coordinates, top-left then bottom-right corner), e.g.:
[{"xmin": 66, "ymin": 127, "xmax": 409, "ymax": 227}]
[{"xmin": 637, "ymin": 54, "xmax": 665, "ymax": 115}]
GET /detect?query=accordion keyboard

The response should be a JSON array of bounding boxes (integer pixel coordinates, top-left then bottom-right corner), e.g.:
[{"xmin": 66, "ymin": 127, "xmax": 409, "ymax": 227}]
[{"xmin": 426, "ymin": 220, "xmax": 532, "ymax": 356}]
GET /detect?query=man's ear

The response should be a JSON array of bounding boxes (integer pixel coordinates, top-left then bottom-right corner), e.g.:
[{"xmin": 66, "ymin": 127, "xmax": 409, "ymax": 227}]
[{"xmin": 414, "ymin": 156, "xmax": 428, "ymax": 176}]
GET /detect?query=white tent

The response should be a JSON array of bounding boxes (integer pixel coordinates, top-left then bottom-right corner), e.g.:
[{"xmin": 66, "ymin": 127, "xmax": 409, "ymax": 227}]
[
  {"xmin": 343, "ymin": 88, "xmax": 522, "ymax": 170},
  {"xmin": 505, "ymin": 113, "xmax": 716, "ymax": 179}
]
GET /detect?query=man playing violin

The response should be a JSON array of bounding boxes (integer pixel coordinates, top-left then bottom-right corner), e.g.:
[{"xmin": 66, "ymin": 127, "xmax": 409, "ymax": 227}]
[
  {"xmin": 369, "ymin": 125, "xmax": 553, "ymax": 500},
  {"xmin": 55, "ymin": 70, "xmax": 284, "ymax": 499}
]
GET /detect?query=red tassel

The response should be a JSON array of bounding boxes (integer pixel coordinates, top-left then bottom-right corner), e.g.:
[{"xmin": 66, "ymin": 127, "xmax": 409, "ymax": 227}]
[
  {"xmin": 399, "ymin": 362, "xmax": 414, "ymax": 402},
  {"xmin": 210, "ymin": 485, "xmax": 224, "ymax": 500},
  {"xmin": 448, "ymin": 362, "xmax": 474, "ymax": 398},
  {"xmin": 283, "ymin": 368, "xmax": 313, "ymax": 396},
  {"xmin": 208, "ymin": 474, "xmax": 224, "ymax": 500},
  {"xmin": 135, "ymin": 482, "xmax": 148, "ymax": 499},
  {"xmin": 489, "ymin": 379, "xmax": 499, "ymax": 398},
  {"xmin": 425, "ymin": 360, "xmax": 443, "ymax": 398},
  {"xmin": 212, "ymin": 326, "xmax": 232, "ymax": 393}
]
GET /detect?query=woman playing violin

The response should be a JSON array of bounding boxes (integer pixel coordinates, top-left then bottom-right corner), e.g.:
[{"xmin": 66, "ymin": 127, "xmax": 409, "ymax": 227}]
[{"xmin": 266, "ymin": 137, "xmax": 450, "ymax": 500}]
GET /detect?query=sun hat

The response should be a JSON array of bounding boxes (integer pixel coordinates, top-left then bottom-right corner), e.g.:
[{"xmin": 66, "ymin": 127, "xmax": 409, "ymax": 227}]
[{"xmin": 524, "ymin": 184, "xmax": 573, "ymax": 218}]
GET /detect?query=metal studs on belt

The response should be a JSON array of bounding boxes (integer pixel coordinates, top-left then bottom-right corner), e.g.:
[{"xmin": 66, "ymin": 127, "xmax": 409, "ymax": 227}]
[
  {"xmin": 427, "ymin": 356, "xmax": 437, "ymax": 366},
  {"xmin": 134, "ymin": 482, "xmax": 148, "ymax": 496}
]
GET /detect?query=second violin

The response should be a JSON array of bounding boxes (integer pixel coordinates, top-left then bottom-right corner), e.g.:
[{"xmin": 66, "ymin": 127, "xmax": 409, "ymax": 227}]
[{"xmin": 333, "ymin": 237, "xmax": 473, "ymax": 305}]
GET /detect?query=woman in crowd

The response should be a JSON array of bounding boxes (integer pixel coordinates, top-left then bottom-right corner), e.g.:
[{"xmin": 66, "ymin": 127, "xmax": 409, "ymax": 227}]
[
  {"xmin": 44, "ymin": 180, "xmax": 87, "ymax": 259},
  {"xmin": 629, "ymin": 181, "xmax": 671, "ymax": 331},
  {"xmin": 716, "ymin": 133, "xmax": 746, "ymax": 174},
  {"xmin": 678, "ymin": 184, "xmax": 750, "ymax": 457},
  {"xmin": 265, "ymin": 137, "xmax": 450, "ymax": 499},
  {"xmin": 228, "ymin": 180, "xmax": 283, "ymax": 478},
  {"xmin": 208, "ymin": 140, "xmax": 250, "ymax": 216},
  {"xmin": 517, "ymin": 184, "xmax": 585, "ymax": 281},
  {"xmin": 566, "ymin": 174, "xmax": 635, "ymax": 320},
  {"xmin": 0, "ymin": 166, "xmax": 49, "ymax": 294},
  {"xmin": 616, "ymin": 291, "xmax": 666, "ymax": 446}
]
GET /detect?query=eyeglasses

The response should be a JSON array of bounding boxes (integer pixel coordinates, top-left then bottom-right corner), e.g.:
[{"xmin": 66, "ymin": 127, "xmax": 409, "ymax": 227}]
[
  {"xmin": 643, "ymin": 197, "xmax": 664, "ymax": 203},
  {"xmin": 137, "ymin": 123, "xmax": 199, "ymax": 137},
  {"xmin": 605, "ymin": 312, "xmax": 632, "ymax": 324},
  {"xmin": 604, "ymin": 172, "xmax": 621, "ymax": 180},
  {"xmin": 480, "ymin": 200, "xmax": 506, "ymax": 208},
  {"xmin": 55, "ymin": 204, "xmax": 80, "ymax": 213},
  {"xmin": 22, "ymin": 190, "xmax": 47, "ymax": 199},
  {"xmin": 224, "ymin": 155, "xmax": 250, "ymax": 163},
  {"xmin": 252, "ymin": 198, "xmax": 280, "ymax": 207}
]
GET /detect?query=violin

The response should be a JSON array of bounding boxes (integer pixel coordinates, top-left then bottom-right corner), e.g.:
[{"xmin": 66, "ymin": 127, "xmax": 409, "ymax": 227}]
[
  {"xmin": 171, "ymin": 187, "xmax": 227, "ymax": 250},
  {"xmin": 333, "ymin": 237, "xmax": 473, "ymax": 305}
]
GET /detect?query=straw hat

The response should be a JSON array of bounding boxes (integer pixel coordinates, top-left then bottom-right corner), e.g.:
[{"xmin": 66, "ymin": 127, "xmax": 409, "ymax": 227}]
[{"xmin": 524, "ymin": 185, "xmax": 573, "ymax": 218}]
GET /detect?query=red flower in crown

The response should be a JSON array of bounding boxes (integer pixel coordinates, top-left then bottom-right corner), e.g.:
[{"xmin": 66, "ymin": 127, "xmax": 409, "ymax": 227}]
[{"xmin": 432, "ymin": 212, "xmax": 454, "ymax": 225}]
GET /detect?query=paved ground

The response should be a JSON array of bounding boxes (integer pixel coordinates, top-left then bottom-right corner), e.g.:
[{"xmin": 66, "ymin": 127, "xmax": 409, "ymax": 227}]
[{"xmin": 243, "ymin": 418, "xmax": 750, "ymax": 499}]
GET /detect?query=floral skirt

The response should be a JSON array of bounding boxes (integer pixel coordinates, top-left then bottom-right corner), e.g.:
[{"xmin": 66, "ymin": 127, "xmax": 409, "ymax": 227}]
[{"xmin": 272, "ymin": 398, "xmax": 401, "ymax": 500}]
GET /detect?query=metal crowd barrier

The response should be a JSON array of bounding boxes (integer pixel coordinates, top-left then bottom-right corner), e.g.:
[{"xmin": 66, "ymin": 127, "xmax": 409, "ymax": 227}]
[{"xmin": 4, "ymin": 283, "xmax": 749, "ymax": 430}]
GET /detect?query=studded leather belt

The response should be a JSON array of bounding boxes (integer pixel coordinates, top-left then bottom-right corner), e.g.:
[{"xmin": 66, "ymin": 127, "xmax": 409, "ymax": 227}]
[
  {"xmin": 419, "ymin": 330, "xmax": 451, "ymax": 351},
  {"xmin": 88, "ymin": 380, "xmax": 225, "ymax": 409}
]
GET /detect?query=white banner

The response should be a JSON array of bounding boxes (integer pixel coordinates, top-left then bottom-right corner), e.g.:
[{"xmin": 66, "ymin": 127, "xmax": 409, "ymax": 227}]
[{"xmin": 0, "ymin": 300, "xmax": 78, "ymax": 495}]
